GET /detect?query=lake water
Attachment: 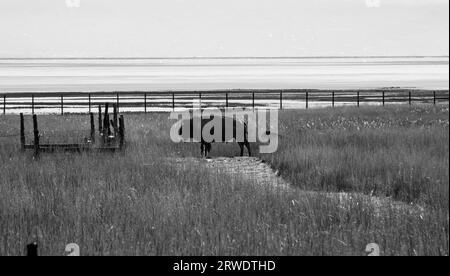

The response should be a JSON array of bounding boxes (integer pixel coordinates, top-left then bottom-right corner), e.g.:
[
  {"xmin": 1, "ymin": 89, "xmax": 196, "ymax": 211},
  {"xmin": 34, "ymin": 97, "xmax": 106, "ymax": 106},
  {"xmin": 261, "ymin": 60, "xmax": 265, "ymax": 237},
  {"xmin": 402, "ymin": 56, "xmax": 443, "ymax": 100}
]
[{"xmin": 0, "ymin": 57, "xmax": 448, "ymax": 93}]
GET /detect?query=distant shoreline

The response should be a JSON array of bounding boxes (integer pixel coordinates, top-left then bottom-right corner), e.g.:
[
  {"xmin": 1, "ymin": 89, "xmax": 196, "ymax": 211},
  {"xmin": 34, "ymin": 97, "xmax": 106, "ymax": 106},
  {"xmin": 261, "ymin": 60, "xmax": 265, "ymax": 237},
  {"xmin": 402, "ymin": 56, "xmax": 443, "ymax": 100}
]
[{"xmin": 0, "ymin": 56, "xmax": 448, "ymax": 61}]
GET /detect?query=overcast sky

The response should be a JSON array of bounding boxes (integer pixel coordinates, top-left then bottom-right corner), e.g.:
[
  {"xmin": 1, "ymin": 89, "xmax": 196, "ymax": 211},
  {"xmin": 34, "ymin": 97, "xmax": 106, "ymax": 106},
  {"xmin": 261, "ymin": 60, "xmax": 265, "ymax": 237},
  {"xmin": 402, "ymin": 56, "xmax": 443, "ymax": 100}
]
[{"xmin": 0, "ymin": 0, "xmax": 448, "ymax": 57}]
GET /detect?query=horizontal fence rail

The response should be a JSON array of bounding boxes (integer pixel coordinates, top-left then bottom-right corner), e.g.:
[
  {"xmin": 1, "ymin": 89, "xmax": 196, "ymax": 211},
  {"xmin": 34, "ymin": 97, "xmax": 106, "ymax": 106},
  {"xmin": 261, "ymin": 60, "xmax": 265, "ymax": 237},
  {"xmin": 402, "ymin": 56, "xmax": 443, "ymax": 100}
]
[{"xmin": 1, "ymin": 89, "xmax": 449, "ymax": 115}]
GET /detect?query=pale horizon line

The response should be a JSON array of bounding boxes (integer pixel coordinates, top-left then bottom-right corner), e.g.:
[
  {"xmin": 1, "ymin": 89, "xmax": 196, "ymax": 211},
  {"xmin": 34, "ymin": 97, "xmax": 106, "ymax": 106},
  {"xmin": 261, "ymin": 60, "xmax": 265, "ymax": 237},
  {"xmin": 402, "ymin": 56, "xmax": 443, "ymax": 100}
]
[{"xmin": 0, "ymin": 55, "xmax": 448, "ymax": 61}]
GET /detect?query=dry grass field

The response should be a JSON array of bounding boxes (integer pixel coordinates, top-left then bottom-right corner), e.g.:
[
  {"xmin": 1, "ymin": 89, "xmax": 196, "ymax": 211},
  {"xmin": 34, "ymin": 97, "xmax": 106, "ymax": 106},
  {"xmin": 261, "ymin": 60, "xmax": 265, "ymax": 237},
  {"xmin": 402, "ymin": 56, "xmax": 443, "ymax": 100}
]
[{"xmin": 0, "ymin": 104, "xmax": 448, "ymax": 256}]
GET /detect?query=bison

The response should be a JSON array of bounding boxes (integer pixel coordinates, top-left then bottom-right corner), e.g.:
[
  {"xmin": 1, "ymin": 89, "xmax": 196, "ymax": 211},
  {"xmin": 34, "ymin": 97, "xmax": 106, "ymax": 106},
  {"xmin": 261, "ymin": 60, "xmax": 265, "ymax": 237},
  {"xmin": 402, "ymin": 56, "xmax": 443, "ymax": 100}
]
[{"xmin": 178, "ymin": 116, "xmax": 251, "ymax": 157}]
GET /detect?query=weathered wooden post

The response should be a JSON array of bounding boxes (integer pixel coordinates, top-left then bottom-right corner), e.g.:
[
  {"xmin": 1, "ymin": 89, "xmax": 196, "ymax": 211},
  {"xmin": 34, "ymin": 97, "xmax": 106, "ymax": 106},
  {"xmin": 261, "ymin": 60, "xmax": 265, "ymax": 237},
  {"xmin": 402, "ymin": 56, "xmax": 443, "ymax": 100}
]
[
  {"xmin": 409, "ymin": 91, "xmax": 412, "ymax": 105},
  {"xmin": 88, "ymin": 93, "xmax": 91, "ymax": 113},
  {"xmin": 3, "ymin": 95, "xmax": 5, "ymax": 115},
  {"xmin": 113, "ymin": 104, "xmax": 118, "ymax": 136},
  {"xmin": 119, "ymin": 115, "xmax": 125, "ymax": 150},
  {"xmin": 31, "ymin": 94, "xmax": 35, "ymax": 114},
  {"xmin": 357, "ymin": 91, "xmax": 360, "ymax": 107},
  {"xmin": 172, "ymin": 93, "xmax": 175, "ymax": 111},
  {"xmin": 32, "ymin": 114, "xmax": 39, "ymax": 158},
  {"xmin": 226, "ymin": 93, "xmax": 229, "ymax": 108},
  {"xmin": 199, "ymin": 92, "xmax": 202, "ymax": 109},
  {"xmin": 144, "ymin": 93, "xmax": 147, "ymax": 113},
  {"xmin": 98, "ymin": 105, "xmax": 103, "ymax": 135},
  {"xmin": 252, "ymin": 92, "xmax": 255, "ymax": 109},
  {"xmin": 279, "ymin": 91, "xmax": 283, "ymax": 109},
  {"xmin": 433, "ymin": 91, "xmax": 436, "ymax": 105},
  {"xmin": 382, "ymin": 91, "xmax": 385, "ymax": 106},
  {"xmin": 26, "ymin": 242, "xmax": 38, "ymax": 256},
  {"xmin": 103, "ymin": 103, "xmax": 111, "ymax": 139},
  {"xmin": 332, "ymin": 91, "xmax": 335, "ymax": 107},
  {"xmin": 20, "ymin": 113, "xmax": 25, "ymax": 151},
  {"xmin": 90, "ymin": 112, "xmax": 95, "ymax": 144},
  {"xmin": 116, "ymin": 93, "xmax": 120, "ymax": 113},
  {"xmin": 306, "ymin": 92, "xmax": 309, "ymax": 109},
  {"xmin": 60, "ymin": 94, "xmax": 64, "ymax": 115}
]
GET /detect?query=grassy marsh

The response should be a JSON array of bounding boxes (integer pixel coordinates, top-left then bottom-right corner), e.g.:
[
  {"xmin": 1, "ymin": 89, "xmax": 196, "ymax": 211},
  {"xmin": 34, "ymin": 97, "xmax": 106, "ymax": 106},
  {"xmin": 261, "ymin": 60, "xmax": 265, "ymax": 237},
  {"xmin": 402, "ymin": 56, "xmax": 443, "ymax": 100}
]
[{"xmin": 0, "ymin": 104, "xmax": 448, "ymax": 255}]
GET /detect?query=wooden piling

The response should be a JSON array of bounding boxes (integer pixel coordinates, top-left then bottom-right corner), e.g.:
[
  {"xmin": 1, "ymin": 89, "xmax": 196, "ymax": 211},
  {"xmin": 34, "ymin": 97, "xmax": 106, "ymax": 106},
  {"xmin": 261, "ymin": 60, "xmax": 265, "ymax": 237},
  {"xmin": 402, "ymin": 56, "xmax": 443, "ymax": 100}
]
[
  {"xmin": 382, "ymin": 91, "xmax": 385, "ymax": 106},
  {"xmin": 90, "ymin": 112, "xmax": 95, "ymax": 143},
  {"xmin": 409, "ymin": 91, "xmax": 412, "ymax": 105},
  {"xmin": 172, "ymin": 93, "xmax": 175, "ymax": 111},
  {"xmin": 279, "ymin": 91, "xmax": 283, "ymax": 109},
  {"xmin": 433, "ymin": 91, "xmax": 436, "ymax": 105},
  {"xmin": 357, "ymin": 91, "xmax": 360, "ymax": 107},
  {"xmin": 252, "ymin": 92, "xmax": 255, "ymax": 109},
  {"xmin": 104, "ymin": 102, "xmax": 109, "ymax": 116},
  {"xmin": 226, "ymin": 93, "xmax": 229, "ymax": 108},
  {"xmin": 106, "ymin": 116, "xmax": 111, "ymax": 138},
  {"xmin": 20, "ymin": 113, "xmax": 25, "ymax": 151},
  {"xmin": 33, "ymin": 114, "xmax": 39, "ymax": 158},
  {"xmin": 144, "ymin": 93, "xmax": 147, "ymax": 113},
  {"xmin": 98, "ymin": 105, "xmax": 103, "ymax": 135},
  {"xmin": 88, "ymin": 93, "xmax": 91, "ymax": 113},
  {"xmin": 103, "ymin": 103, "xmax": 111, "ymax": 138},
  {"xmin": 113, "ymin": 104, "xmax": 118, "ymax": 136},
  {"xmin": 119, "ymin": 115, "xmax": 125, "ymax": 150},
  {"xmin": 3, "ymin": 95, "xmax": 5, "ymax": 115},
  {"xmin": 61, "ymin": 94, "xmax": 64, "ymax": 115},
  {"xmin": 116, "ymin": 93, "xmax": 120, "ymax": 112},
  {"xmin": 332, "ymin": 91, "xmax": 335, "ymax": 107},
  {"xmin": 306, "ymin": 92, "xmax": 309, "ymax": 109},
  {"xmin": 31, "ymin": 94, "xmax": 35, "ymax": 114}
]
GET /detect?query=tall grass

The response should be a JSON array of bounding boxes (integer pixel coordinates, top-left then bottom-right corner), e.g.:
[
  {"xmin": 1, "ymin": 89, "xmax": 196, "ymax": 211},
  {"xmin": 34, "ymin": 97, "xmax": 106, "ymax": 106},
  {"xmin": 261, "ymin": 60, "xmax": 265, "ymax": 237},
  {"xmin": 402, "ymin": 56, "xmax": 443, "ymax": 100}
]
[
  {"xmin": 0, "ymin": 104, "xmax": 448, "ymax": 256},
  {"xmin": 262, "ymin": 105, "xmax": 449, "ymax": 210}
]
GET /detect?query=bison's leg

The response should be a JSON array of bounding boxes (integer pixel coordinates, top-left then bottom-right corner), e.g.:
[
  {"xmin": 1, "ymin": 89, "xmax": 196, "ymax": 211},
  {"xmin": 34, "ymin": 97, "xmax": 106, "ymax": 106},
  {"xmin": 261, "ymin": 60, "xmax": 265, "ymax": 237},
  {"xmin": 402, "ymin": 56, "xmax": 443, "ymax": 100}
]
[
  {"xmin": 205, "ymin": 143, "xmax": 212, "ymax": 158},
  {"xmin": 245, "ymin": 141, "xmax": 252, "ymax": 157},
  {"xmin": 238, "ymin": 142, "xmax": 244, "ymax": 156},
  {"xmin": 200, "ymin": 142, "xmax": 205, "ymax": 157}
]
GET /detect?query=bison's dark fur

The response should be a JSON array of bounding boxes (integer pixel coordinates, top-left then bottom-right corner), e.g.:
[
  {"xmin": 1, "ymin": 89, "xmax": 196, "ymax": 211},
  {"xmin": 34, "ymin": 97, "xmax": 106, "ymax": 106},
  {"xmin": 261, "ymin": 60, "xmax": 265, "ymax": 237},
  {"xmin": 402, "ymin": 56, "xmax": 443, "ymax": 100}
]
[{"xmin": 179, "ymin": 116, "xmax": 251, "ymax": 157}]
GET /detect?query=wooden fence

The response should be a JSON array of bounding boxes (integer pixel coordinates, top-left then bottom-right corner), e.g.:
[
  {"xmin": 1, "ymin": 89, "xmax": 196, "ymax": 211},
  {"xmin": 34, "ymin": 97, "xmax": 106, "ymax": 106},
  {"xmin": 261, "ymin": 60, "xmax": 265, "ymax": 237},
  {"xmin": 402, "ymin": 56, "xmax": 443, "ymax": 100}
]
[
  {"xmin": 20, "ymin": 104, "xmax": 126, "ymax": 157},
  {"xmin": 1, "ymin": 89, "xmax": 449, "ymax": 115}
]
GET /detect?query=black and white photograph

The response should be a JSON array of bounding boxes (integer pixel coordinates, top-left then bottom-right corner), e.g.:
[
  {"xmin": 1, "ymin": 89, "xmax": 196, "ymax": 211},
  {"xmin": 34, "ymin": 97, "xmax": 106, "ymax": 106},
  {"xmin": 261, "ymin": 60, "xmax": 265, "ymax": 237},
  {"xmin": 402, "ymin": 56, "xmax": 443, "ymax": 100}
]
[{"xmin": 0, "ymin": 0, "xmax": 448, "ymax": 261}]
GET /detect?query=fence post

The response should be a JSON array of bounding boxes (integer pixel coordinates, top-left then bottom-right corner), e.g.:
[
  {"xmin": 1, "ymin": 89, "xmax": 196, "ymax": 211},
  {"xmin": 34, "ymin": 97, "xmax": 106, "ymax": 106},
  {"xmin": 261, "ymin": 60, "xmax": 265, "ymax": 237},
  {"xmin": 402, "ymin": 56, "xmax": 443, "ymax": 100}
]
[
  {"xmin": 332, "ymin": 91, "xmax": 335, "ymax": 107},
  {"xmin": 144, "ymin": 93, "xmax": 147, "ymax": 113},
  {"xmin": 433, "ymin": 91, "xmax": 436, "ymax": 105},
  {"xmin": 90, "ymin": 112, "xmax": 95, "ymax": 144},
  {"xmin": 20, "ymin": 113, "xmax": 25, "ymax": 151},
  {"xmin": 3, "ymin": 95, "xmax": 5, "ymax": 115},
  {"xmin": 357, "ymin": 91, "xmax": 360, "ymax": 107},
  {"xmin": 279, "ymin": 91, "xmax": 283, "ymax": 109},
  {"xmin": 61, "ymin": 94, "xmax": 64, "ymax": 115},
  {"xmin": 103, "ymin": 103, "xmax": 110, "ymax": 139},
  {"xmin": 306, "ymin": 92, "xmax": 309, "ymax": 109},
  {"xmin": 98, "ymin": 105, "xmax": 103, "ymax": 135},
  {"xmin": 88, "ymin": 93, "xmax": 91, "ymax": 114},
  {"xmin": 252, "ymin": 92, "xmax": 255, "ymax": 109},
  {"xmin": 113, "ymin": 104, "xmax": 118, "ymax": 136},
  {"xmin": 172, "ymin": 93, "xmax": 175, "ymax": 111},
  {"xmin": 382, "ymin": 91, "xmax": 385, "ymax": 106},
  {"xmin": 226, "ymin": 93, "xmax": 229, "ymax": 109},
  {"xmin": 32, "ymin": 114, "xmax": 39, "ymax": 158},
  {"xmin": 116, "ymin": 93, "xmax": 120, "ymax": 113},
  {"xmin": 119, "ymin": 115, "xmax": 125, "ymax": 150},
  {"xmin": 32, "ymin": 94, "xmax": 35, "ymax": 114},
  {"xmin": 409, "ymin": 91, "xmax": 412, "ymax": 105}
]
